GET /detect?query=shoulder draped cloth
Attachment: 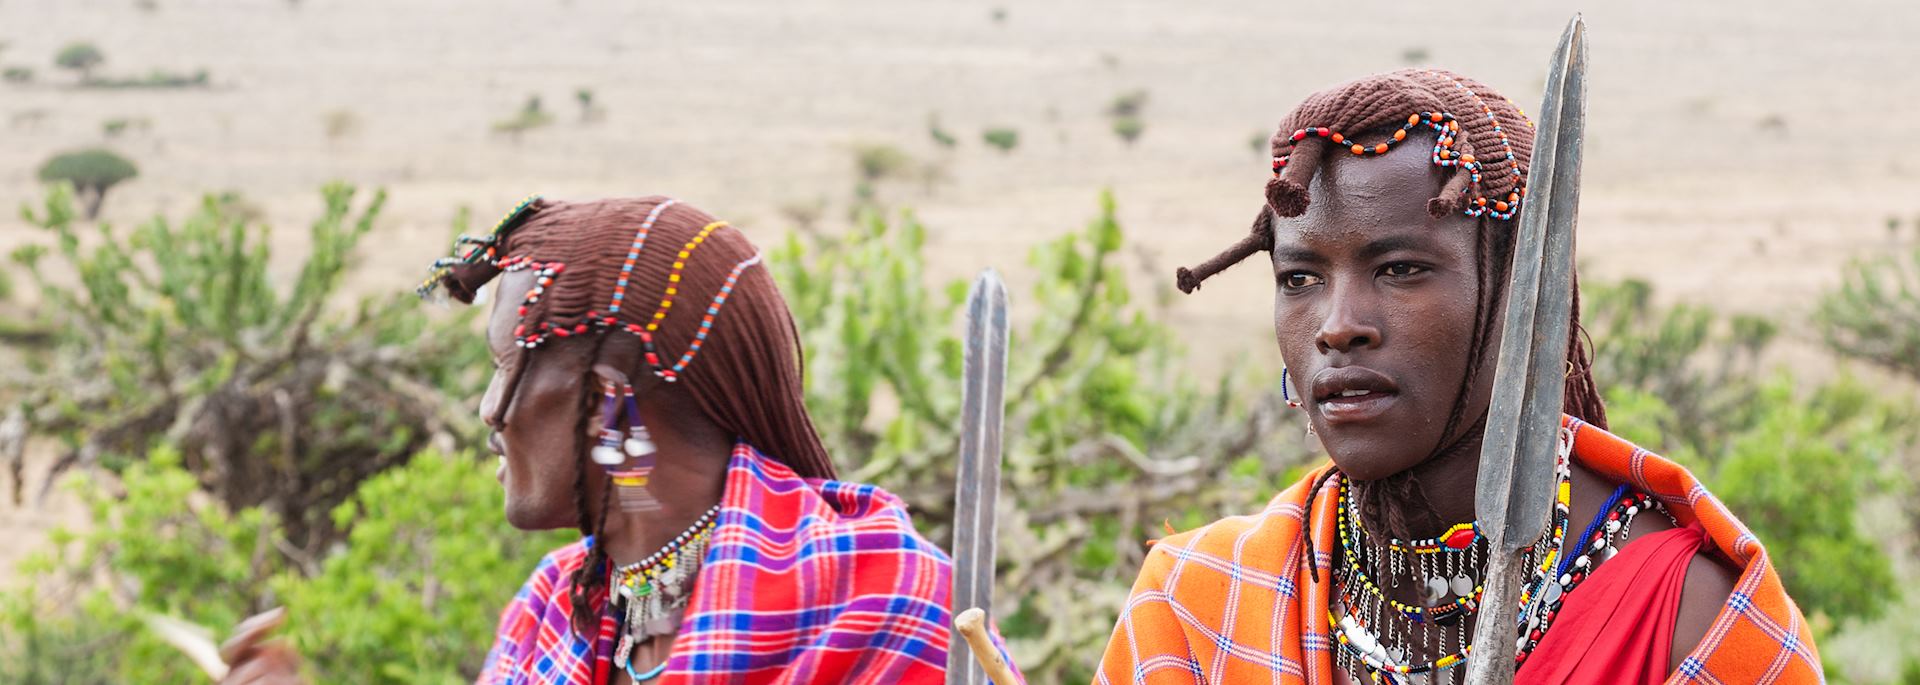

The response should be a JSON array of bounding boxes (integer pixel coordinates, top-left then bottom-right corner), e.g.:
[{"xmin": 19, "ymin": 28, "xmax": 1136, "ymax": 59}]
[
  {"xmin": 1094, "ymin": 417, "xmax": 1822, "ymax": 685},
  {"xmin": 479, "ymin": 442, "xmax": 1025, "ymax": 685}
]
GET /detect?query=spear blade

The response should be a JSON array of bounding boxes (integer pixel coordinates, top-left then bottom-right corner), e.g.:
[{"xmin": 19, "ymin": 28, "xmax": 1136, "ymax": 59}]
[
  {"xmin": 947, "ymin": 269, "xmax": 1010, "ymax": 685},
  {"xmin": 1464, "ymin": 14, "xmax": 1587, "ymax": 685}
]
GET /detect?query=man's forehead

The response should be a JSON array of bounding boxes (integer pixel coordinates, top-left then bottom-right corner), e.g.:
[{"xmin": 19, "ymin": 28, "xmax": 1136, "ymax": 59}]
[{"xmin": 487, "ymin": 270, "xmax": 538, "ymax": 346}]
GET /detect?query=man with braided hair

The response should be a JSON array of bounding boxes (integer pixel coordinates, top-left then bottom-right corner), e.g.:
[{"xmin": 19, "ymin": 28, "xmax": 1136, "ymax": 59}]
[
  {"xmin": 1095, "ymin": 70, "xmax": 1820, "ymax": 685},
  {"xmin": 218, "ymin": 196, "xmax": 1025, "ymax": 685}
]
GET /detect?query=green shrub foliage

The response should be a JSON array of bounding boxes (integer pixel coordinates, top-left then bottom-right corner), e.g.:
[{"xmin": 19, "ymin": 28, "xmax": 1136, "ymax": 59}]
[
  {"xmin": 1588, "ymin": 279, "xmax": 1906, "ymax": 631},
  {"xmin": 1818, "ymin": 243, "xmax": 1920, "ymax": 381},
  {"xmin": 9, "ymin": 184, "xmax": 489, "ymax": 556}
]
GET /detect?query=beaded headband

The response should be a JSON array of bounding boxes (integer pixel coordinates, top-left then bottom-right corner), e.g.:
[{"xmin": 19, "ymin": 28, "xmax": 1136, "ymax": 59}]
[
  {"xmin": 1273, "ymin": 109, "xmax": 1526, "ymax": 220},
  {"xmin": 1272, "ymin": 73, "xmax": 1533, "ymax": 221},
  {"xmin": 420, "ymin": 196, "xmax": 764, "ymax": 383}
]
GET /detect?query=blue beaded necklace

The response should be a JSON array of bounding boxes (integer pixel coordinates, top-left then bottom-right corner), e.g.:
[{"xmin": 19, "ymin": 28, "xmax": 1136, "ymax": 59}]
[{"xmin": 624, "ymin": 658, "xmax": 668, "ymax": 683}]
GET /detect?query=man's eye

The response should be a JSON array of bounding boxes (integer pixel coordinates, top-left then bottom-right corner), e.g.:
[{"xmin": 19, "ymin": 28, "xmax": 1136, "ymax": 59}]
[
  {"xmin": 1280, "ymin": 272, "xmax": 1324, "ymax": 290},
  {"xmin": 1382, "ymin": 263, "xmax": 1427, "ymax": 278}
]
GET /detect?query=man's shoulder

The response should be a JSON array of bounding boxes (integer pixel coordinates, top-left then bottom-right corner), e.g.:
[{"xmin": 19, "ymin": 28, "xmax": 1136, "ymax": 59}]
[{"xmin": 1138, "ymin": 471, "xmax": 1324, "ymax": 591}]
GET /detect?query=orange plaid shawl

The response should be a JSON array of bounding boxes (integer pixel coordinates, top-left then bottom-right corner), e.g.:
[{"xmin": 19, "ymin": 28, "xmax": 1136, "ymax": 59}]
[{"xmin": 1095, "ymin": 416, "xmax": 1822, "ymax": 684}]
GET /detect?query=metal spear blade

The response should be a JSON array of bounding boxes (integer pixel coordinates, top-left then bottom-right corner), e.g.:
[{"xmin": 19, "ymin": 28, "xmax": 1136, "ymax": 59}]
[
  {"xmin": 947, "ymin": 269, "xmax": 1010, "ymax": 685},
  {"xmin": 1464, "ymin": 13, "xmax": 1587, "ymax": 685},
  {"xmin": 1476, "ymin": 12, "xmax": 1588, "ymax": 559}
]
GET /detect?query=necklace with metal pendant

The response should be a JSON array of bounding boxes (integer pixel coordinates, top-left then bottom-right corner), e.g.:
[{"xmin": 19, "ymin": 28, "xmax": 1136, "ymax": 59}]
[{"xmin": 610, "ymin": 505, "xmax": 719, "ymax": 673}]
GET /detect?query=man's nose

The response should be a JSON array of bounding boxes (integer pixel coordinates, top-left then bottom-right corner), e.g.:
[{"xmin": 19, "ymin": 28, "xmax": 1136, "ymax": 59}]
[{"xmin": 1314, "ymin": 282, "xmax": 1382, "ymax": 354}]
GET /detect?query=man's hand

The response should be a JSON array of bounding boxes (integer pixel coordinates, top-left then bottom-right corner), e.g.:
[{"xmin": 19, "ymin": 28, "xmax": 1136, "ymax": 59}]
[{"xmin": 218, "ymin": 608, "xmax": 306, "ymax": 685}]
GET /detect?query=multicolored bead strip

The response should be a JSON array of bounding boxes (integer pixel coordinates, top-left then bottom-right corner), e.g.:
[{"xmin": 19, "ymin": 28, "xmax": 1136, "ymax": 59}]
[
  {"xmin": 643, "ymin": 220, "xmax": 727, "ymax": 330},
  {"xmin": 1271, "ymin": 110, "xmax": 1526, "ymax": 221},
  {"xmin": 653, "ymin": 251, "xmax": 764, "ymax": 383},
  {"xmin": 609, "ymin": 199, "xmax": 679, "ymax": 315}
]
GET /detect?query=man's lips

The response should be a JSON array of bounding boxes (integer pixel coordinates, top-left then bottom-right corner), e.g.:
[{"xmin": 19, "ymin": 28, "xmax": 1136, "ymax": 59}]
[
  {"xmin": 1310, "ymin": 366, "xmax": 1400, "ymax": 424},
  {"xmin": 490, "ymin": 434, "xmax": 507, "ymax": 483}
]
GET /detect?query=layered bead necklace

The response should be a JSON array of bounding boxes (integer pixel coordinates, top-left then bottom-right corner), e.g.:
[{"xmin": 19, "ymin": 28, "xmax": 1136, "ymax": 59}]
[
  {"xmin": 1329, "ymin": 430, "xmax": 1573, "ymax": 684},
  {"xmin": 610, "ymin": 505, "xmax": 720, "ymax": 682}
]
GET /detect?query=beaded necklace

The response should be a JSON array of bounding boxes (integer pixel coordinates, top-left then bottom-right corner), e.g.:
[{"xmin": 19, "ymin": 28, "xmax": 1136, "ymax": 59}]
[
  {"xmin": 610, "ymin": 505, "xmax": 720, "ymax": 679},
  {"xmin": 1511, "ymin": 487, "xmax": 1673, "ymax": 667},
  {"xmin": 1329, "ymin": 428, "xmax": 1574, "ymax": 684}
]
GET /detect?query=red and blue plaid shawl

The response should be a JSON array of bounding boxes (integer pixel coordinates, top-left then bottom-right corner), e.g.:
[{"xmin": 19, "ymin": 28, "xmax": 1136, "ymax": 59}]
[{"xmin": 478, "ymin": 442, "xmax": 1023, "ymax": 685}]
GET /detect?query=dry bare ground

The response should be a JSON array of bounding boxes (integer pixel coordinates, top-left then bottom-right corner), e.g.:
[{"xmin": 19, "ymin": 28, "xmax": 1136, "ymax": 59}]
[{"xmin": 1, "ymin": 0, "xmax": 1915, "ymax": 586}]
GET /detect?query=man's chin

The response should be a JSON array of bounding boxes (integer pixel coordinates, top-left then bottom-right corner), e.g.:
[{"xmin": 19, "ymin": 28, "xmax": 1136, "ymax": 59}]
[
  {"xmin": 503, "ymin": 495, "xmax": 574, "ymax": 532},
  {"xmin": 1319, "ymin": 431, "xmax": 1426, "ymax": 482}
]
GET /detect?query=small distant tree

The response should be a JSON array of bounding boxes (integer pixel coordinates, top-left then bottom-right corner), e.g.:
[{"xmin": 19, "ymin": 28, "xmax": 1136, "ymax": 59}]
[
  {"xmin": 851, "ymin": 143, "xmax": 914, "ymax": 206},
  {"xmin": 1401, "ymin": 46, "xmax": 1431, "ymax": 65},
  {"xmin": 574, "ymin": 87, "xmax": 602, "ymax": 123},
  {"xmin": 1249, "ymin": 130, "xmax": 1269, "ymax": 155},
  {"xmin": 928, "ymin": 113, "xmax": 957, "ymax": 149},
  {"xmin": 55, "ymin": 42, "xmax": 104, "ymax": 82},
  {"xmin": 1106, "ymin": 90, "xmax": 1149, "ymax": 146},
  {"xmin": 853, "ymin": 143, "xmax": 913, "ymax": 184},
  {"xmin": 37, "ymin": 148, "xmax": 137, "ymax": 219},
  {"xmin": 492, "ymin": 95, "xmax": 553, "ymax": 141},
  {"xmin": 1106, "ymin": 89, "xmax": 1149, "ymax": 119},
  {"xmin": 982, "ymin": 126, "xmax": 1019, "ymax": 153},
  {"xmin": 323, "ymin": 109, "xmax": 360, "ymax": 141},
  {"xmin": 1112, "ymin": 116, "xmax": 1144, "ymax": 146},
  {"xmin": 2, "ymin": 66, "xmax": 32, "ymax": 83}
]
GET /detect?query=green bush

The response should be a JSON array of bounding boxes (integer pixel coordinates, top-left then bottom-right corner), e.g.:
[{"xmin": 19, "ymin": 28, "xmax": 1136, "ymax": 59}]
[
  {"xmin": 8, "ymin": 184, "xmax": 489, "ymax": 556},
  {"xmin": 981, "ymin": 126, "xmax": 1019, "ymax": 153},
  {"xmin": 2, "ymin": 66, "xmax": 31, "ymax": 83},
  {"xmin": 36, "ymin": 148, "xmax": 137, "ymax": 218},
  {"xmin": 1818, "ymin": 243, "xmax": 1920, "ymax": 380},
  {"xmin": 1111, "ymin": 116, "xmax": 1144, "ymax": 146},
  {"xmin": 1589, "ymin": 279, "xmax": 1908, "ymax": 631},
  {"xmin": 1105, "ymin": 90, "xmax": 1148, "ymax": 119},
  {"xmin": 277, "ymin": 450, "xmax": 572, "ymax": 684},
  {"xmin": 493, "ymin": 95, "xmax": 554, "ymax": 141},
  {"xmin": 79, "ymin": 68, "xmax": 210, "ymax": 89},
  {"xmin": 928, "ymin": 113, "xmax": 958, "ymax": 148},
  {"xmin": 1, "ymin": 447, "xmax": 276, "ymax": 685},
  {"xmin": 0, "ymin": 446, "xmax": 567, "ymax": 684}
]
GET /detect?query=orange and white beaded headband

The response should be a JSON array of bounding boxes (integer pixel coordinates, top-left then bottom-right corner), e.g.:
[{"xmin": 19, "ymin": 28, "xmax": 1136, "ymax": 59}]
[{"xmin": 1273, "ymin": 110, "xmax": 1527, "ymax": 221}]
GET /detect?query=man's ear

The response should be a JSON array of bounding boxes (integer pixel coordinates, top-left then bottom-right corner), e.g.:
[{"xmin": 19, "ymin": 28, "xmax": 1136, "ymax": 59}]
[{"xmin": 591, "ymin": 332, "xmax": 646, "ymax": 387}]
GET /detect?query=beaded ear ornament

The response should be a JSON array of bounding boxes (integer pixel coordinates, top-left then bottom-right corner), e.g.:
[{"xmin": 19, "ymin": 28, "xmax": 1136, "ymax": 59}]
[{"xmin": 594, "ymin": 379, "xmax": 663, "ymax": 512}]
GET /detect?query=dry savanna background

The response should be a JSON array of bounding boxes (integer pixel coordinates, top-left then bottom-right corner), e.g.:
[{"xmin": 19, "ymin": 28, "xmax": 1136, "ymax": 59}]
[{"xmin": 2, "ymin": 0, "xmax": 1918, "ymax": 683}]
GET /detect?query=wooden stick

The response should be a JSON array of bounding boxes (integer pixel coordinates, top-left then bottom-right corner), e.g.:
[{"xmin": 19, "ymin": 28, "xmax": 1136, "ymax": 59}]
[
  {"xmin": 138, "ymin": 610, "xmax": 231, "ymax": 681},
  {"xmin": 953, "ymin": 608, "xmax": 1019, "ymax": 685}
]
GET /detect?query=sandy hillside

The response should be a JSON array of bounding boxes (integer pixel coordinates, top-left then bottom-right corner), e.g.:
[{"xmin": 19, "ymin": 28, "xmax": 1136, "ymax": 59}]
[{"xmin": 2, "ymin": 0, "xmax": 1917, "ymax": 579}]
